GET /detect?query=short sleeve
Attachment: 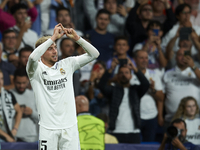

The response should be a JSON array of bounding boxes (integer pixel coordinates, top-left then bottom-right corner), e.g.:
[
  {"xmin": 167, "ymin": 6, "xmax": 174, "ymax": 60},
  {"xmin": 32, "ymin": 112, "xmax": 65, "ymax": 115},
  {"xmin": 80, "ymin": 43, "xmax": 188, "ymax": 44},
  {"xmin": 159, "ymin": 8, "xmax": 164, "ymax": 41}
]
[
  {"xmin": 154, "ymin": 74, "xmax": 163, "ymax": 91},
  {"xmin": 9, "ymin": 91, "xmax": 17, "ymax": 106}
]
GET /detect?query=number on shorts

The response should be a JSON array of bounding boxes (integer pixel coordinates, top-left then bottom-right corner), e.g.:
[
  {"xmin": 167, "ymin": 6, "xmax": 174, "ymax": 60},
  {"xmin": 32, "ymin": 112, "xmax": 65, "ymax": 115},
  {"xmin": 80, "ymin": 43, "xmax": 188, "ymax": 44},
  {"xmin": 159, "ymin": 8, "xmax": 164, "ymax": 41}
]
[{"xmin": 40, "ymin": 140, "xmax": 47, "ymax": 150}]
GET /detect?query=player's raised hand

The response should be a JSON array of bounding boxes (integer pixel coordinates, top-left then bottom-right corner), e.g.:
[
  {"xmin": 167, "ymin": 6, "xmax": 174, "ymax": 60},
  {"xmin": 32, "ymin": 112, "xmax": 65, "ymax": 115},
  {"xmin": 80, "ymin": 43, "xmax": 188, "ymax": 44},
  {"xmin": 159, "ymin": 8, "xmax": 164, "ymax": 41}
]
[
  {"xmin": 62, "ymin": 27, "xmax": 80, "ymax": 41},
  {"xmin": 51, "ymin": 23, "xmax": 65, "ymax": 42}
]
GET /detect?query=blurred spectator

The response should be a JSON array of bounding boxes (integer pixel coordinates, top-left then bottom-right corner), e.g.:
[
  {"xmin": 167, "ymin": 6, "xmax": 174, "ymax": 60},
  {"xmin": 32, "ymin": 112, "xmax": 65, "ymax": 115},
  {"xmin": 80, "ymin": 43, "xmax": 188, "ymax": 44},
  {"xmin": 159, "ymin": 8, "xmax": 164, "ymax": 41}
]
[
  {"xmin": 152, "ymin": 0, "xmax": 176, "ymax": 30},
  {"xmin": 30, "ymin": 0, "xmax": 68, "ymax": 35},
  {"xmin": 163, "ymin": 48, "xmax": 200, "ymax": 127},
  {"xmin": 10, "ymin": 68, "xmax": 38, "ymax": 142},
  {"xmin": 161, "ymin": 4, "xmax": 200, "ymax": 63},
  {"xmin": 98, "ymin": 61, "xmax": 149, "ymax": 143},
  {"xmin": 126, "ymin": 0, "xmax": 153, "ymax": 53},
  {"xmin": 10, "ymin": 3, "xmax": 38, "ymax": 49},
  {"xmin": 59, "ymin": 38, "xmax": 81, "ymax": 96},
  {"xmin": 1, "ymin": 29, "xmax": 18, "ymax": 62},
  {"xmin": 133, "ymin": 20, "xmax": 167, "ymax": 77},
  {"xmin": 8, "ymin": 53, "xmax": 19, "ymax": 68},
  {"xmin": 85, "ymin": 9, "xmax": 115, "ymax": 62},
  {"xmin": 166, "ymin": 25, "xmax": 200, "ymax": 69},
  {"xmin": 86, "ymin": 61, "xmax": 108, "ymax": 116},
  {"xmin": 0, "ymin": 0, "xmax": 37, "ymax": 33},
  {"xmin": 96, "ymin": 113, "xmax": 118, "ymax": 144},
  {"xmin": 18, "ymin": 47, "xmax": 33, "ymax": 69},
  {"xmin": 84, "ymin": 0, "xmax": 128, "ymax": 36},
  {"xmin": 76, "ymin": 95, "xmax": 105, "ymax": 150},
  {"xmin": 107, "ymin": 36, "xmax": 135, "ymax": 75},
  {"xmin": 45, "ymin": 7, "xmax": 83, "ymax": 55},
  {"xmin": 158, "ymin": 119, "xmax": 200, "ymax": 150},
  {"xmin": 0, "ymin": 70, "xmax": 22, "ymax": 142},
  {"xmin": 172, "ymin": 96, "xmax": 200, "ymax": 145},
  {"xmin": 0, "ymin": 42, "xmax": 16, "ymax": 90},
  {"xmin": 134, "ymin": 50, "xmax": 164, "ymax": 141}
]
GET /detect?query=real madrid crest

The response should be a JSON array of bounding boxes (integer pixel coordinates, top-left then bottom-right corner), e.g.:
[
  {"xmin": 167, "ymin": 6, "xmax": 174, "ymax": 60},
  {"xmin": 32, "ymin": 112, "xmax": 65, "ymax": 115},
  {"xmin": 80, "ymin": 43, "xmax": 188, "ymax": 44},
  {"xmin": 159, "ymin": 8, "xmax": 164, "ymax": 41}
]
[{"xmin": 60, "ymin": 68, "xmax": 66, "ymax": 75}]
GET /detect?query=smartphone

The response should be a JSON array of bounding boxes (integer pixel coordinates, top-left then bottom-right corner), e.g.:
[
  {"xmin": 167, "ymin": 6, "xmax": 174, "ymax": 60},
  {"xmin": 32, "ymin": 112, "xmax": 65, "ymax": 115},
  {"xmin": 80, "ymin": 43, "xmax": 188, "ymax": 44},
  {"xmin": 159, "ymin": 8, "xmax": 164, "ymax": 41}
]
[
  {"xmin": 152, "ymin": 29, "xmax": 159, "ymax": 36},
  {"xmin": 118, "ymin": 59, "xmax": 128, "ymax": 66},
  {"xmin": 93, "ymin": 64, "xmax": 100, "ymax": 71},
  {"xmin": 179, "ymin": 27, "xmax": 192, "ymax": 40},
  {"xmin": 184, "ymin": 50, "xmax": 191, "ymax": 56},
  {"xmin": 25, "ymin": 16, "xmax": 31, "ymax": 22}
]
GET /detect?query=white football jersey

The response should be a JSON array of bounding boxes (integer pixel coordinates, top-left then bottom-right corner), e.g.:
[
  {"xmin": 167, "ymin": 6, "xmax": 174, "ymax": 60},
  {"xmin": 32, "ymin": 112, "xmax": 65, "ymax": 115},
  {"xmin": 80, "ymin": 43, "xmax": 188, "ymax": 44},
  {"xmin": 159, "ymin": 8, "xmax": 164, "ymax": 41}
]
[{"xmin": 29, "ymin": 57, "xmax": 80, "ymax": 129}]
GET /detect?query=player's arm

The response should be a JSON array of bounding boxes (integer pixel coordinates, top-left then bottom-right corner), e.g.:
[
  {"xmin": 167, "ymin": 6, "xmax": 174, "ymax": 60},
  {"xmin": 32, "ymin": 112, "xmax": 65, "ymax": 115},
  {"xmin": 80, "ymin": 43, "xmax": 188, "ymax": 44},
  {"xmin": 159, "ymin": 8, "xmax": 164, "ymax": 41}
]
[
  {"xmin": 62, "ymin": 28, "xmax": 100, "ymax": 67},
  {"xmin": 26, "ymin": 24, "xmax": 64, "ymax": 76}
]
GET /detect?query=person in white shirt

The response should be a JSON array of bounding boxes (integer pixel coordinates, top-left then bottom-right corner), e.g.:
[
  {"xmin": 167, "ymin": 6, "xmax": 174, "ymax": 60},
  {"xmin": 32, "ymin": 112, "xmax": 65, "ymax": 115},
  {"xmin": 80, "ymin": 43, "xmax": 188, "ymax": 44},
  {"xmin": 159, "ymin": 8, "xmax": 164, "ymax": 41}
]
[
  {"xmin": 10, "ymin": 3, "xmax": 38, "ymax": 49},
  {"xmin": 172, "ymin": 96, "xmax": 200, "ymax": 145},
  {"xmin": 26, "ymin": 24, "xmax": 99, "ymax": 150},
  {"xmin": 134, "ymin": 50, "xmax": 164, "ymax": 141},
  {"xmin": 163, "ymin": 48, "xmax": 200, "ymax": 128},
  {"xmin": 10, "ymin": 68, "xmax": 38, "ymax": 142},
  {"xmin": 161, "ymin": 3, "xmax": 200, "ymax": 65}
]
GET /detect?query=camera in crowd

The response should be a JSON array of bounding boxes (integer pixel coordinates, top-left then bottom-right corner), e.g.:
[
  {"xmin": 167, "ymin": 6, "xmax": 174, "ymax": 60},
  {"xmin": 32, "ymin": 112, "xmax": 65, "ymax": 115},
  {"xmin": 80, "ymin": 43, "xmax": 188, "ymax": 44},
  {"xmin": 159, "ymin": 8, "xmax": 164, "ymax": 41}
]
[{"xmin": 166, "ymin": 126, "xmax": 181, "ymax": 140}]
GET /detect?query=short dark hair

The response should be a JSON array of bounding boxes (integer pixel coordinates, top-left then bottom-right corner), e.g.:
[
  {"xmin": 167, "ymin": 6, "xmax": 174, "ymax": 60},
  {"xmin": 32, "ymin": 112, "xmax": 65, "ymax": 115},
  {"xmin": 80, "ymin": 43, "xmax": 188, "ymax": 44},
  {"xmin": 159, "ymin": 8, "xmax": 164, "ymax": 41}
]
[
  {"xmin": 96, "ymin": 9, "xmax": 110, "ymax": 19},
  {"xmin": 60, "ymin": 37, "xmax": 74, "ymax": 49},
  {"xmin": 10, "ymin": 3, "xmax": 28, "ymax": 14},
  {"xmin": 14, "ymin": 68, "xmax": 28, "ymax": 80},
  {"xmin": 96, "ymin": 113, "xmax": 109, "ymax": 123},
  {"xmin": 19, "ymin": 47, "xmax": 33, "ymax": 57},
  {"xmin": 93, "ymin": 60, "xmax": 106, "ymax": 70},
  {"xmin": 2, "ymin": 29, "xmax": 16, "ymax": 38},
  {"xmin": 175, "ymin": 3, "xmax": 191, "ymax": 16},
  {"xmin": 171, "ymin": 118, "xmax": 187, "ymax": 129},
  {"xmin": 114, "ymin": 36, "xmax": 129, "ymax": 45},
  {"xmin": 146, "ymin": 20, "xmax": 163, "ymax": 31},
  {"xmin": 133, "ymin": 50, "xmax": 148, "ymax": 58},
  {"xmin": 56, "ymin": 6, "xmax": 70, "ymax": 17}
]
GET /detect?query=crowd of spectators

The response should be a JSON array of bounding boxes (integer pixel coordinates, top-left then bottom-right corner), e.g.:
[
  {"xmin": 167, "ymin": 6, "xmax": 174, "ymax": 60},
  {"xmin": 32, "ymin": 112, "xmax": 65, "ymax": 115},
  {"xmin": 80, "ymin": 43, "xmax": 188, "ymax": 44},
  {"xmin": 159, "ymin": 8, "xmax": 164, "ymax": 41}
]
[{"xmin": 0, "ymin": 0, "xmax": 200, "ymax": 149}]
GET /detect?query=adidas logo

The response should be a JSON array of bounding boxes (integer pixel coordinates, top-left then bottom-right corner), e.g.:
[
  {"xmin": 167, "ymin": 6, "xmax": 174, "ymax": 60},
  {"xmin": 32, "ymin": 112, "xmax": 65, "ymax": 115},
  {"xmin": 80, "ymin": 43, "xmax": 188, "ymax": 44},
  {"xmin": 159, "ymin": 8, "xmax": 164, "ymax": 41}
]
[{"xmin": 42, "ymin": 71, "xmax": 47, "ymax": 75}]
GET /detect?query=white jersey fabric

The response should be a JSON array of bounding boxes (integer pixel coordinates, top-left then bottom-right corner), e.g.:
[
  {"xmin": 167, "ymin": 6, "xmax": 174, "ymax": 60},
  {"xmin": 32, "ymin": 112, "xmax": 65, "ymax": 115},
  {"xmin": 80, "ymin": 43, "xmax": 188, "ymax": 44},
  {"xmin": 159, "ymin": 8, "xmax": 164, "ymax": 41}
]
[
  {"xmin": 26, "ymin": 37, "xmax": 99, "ymax": 129},
  {"xmin": 113, "ymin": 88, "xmax": 140, "ymax": 133},
  {"xmin": 185, "ymin": 117, "xmax": 200, "ymax": 145},
  {"xmin": 163, "ymin": 66, "xmax": 200, "ymax": 122},
  {"xmin": 134, "ymin": 69, "xmax": 163, "ymax": 120}
]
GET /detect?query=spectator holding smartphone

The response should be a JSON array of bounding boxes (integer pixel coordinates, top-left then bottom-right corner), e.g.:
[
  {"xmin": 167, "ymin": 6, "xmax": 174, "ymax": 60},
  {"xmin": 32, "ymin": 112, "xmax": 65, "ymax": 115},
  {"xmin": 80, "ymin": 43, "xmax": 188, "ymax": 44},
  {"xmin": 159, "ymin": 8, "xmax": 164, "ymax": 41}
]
[
  {"xmin": 86, "ymin": 61, "xmax": 108, "ymax": 116},
  {"xmin": 107, "ymin": 36, "xmax": 135, "ymax": 75},
  {"xmin": 162, "ymin": 3, "xmax": 200, "ymax": 66},
  {"xmin": 133, "ymin": 20, "xmax": 167, "ymax": 77}
]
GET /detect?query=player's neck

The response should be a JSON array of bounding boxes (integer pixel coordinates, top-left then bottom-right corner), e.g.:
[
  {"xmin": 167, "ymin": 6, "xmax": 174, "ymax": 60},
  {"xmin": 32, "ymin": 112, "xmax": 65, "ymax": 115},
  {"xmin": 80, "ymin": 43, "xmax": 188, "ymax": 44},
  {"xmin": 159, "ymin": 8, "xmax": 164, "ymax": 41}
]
[{"xmin": 41, "ymin": 59, "xmax": 55, "ymax": 68}]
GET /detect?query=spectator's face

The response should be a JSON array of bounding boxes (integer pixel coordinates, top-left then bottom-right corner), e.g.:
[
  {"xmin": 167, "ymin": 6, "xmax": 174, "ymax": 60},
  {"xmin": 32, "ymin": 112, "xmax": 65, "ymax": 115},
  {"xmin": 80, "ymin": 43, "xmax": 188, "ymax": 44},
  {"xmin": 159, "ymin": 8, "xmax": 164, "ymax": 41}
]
[
  {"xmin": 114, "ymin": 40, "xmax": 129, "ymax": 55},
  {"xmin": 2, "ymin": 32, "xmax": 17, "ymax": 50},
  {"xmin": 177, "ymin": 6, "xmax": 191, "ymax": 24},
  {"xmin": 176, "ymin": 48, "xmax": 188, "ymax": 67},
  {"xmin": 152, "ymin": 0, "xmax": 165, "ymax": 13},
  {"xmin": 173, "ymin": 122, "xmax": 187, "ymax": 142},
  {"xmin": 185, "ymin": 100, "xmax": 197, "ymax": 118},
  {"xmin": 118, "ymin": 67, "xmax": 132, "ymax": 85},
  {"xmin": 147, "ymin": 25, "xmax": 163, "ymax": 38},
  {"xmin": 179, "ymin": 40, "xmax": 192, "ymax": 50},
  {"xmin": 96, "ymin": 13, "xmax": 110, "ymax": 30},
  {"xmin": 0, "ymin": 72, "xmax": 4, "ymax": 89},
  {"xmin": 19, "ymin": 51, "xmax": 32, "ymax": 67},
  {"xmin": 14, "ymin": 8, "xmax": 28, "ymax": 24},
  {"xmin": 135, "ymin": 51, "xmax": 148, "ymax": 70},
  {"xmin": 61, "ymin": 39, "xmax": 75, "ymax": 58},
  {"xmin": 104, "ymin": 0, "xmax": 117, "ymax": 14},
  {"xmin": 56, "ymin": 10, "xmax": 71, "ymax": 27},
  {"xmin": 42, "ymin": 43, "xmax": 58, "ymax": 65},
  {"xmin": 95, "ymin": 63, "xmax": 105, "ymax": 79},
  {"xmin": 14, "ymin": 76, "xmax": 29, "ymax": 94},
  {"xmin": 139, "ymin": 5, "xmax": 153, "ymax": 21}
]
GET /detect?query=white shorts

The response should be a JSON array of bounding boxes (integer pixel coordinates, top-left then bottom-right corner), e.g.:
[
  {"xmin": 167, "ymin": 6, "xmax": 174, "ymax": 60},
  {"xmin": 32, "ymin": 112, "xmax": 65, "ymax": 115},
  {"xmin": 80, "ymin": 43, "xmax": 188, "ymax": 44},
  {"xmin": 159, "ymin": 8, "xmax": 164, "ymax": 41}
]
[{"xmin": 39, "ymin": 124, "xmax": 80, "ymax": 150}]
